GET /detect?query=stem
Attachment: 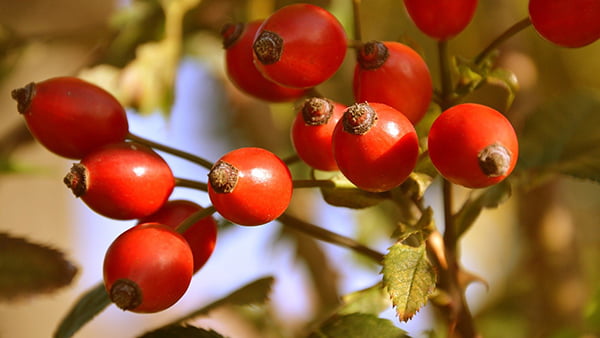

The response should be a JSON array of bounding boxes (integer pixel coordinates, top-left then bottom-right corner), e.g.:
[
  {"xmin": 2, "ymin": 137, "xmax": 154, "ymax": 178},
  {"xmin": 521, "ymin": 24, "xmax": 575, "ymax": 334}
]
[
  {"xmin": 292, "ymin": 179, "xmax": 336, "ymax": 189},
  {"xmin": 282, "ymin": 154, "xmax": 301, "ymax": 166},
  {"xmin": 352, "ymin": 0, "xmax": 363, "ymax": 43},
  {"xmin": 175, "ymin": 205, "xmax": 216, "ymax": 234},
  {"xmin": 277, "ymin": 213, "xmax": 384, "ymax": 264},
  {"xmin": 474, "ymin": 17, "xmax": 532, "ymax": 66},
  {"xmin": 127, "ymin": 132, "xmax": 214, "ymax": 169},
  {"xmin": 175, "ymin": 177, "xmax": 208, "ymax": 191},
  {"xmin": 437, "ymin": 40, "xmax": 454, "ymax": 108}
]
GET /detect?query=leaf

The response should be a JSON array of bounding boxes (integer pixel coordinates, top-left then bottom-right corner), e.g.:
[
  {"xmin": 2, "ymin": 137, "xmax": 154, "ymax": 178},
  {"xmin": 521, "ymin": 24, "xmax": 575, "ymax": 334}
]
[
  {"xmin": 382, "ymin": 242, "xmax": 436, "ymax": 322},
  {"xmin": 139, "ymin": 325, "xmax": 224, "ymax": 338},
  {"xmin": 337, "ymin": 283, "xmax": 392, "ymax": 316},
  {"xmin": 0, "ymin": 232, "xmax": 78, "ymax": 301},
  {"xmin": 314, "ymin": 170, "xmax": 388, "ymax": 209},
  {"xmin": 452, "ymin": 180, "xmax": 512, "ymax": 238},
  {"xmin": 486, "ymin": 67, "xmax": 519, "ymax": 111},
  {"xmin": 54, "ymin": 282, "xmax": 111, "ymax": 338},
  {"xmin": 309, "ymin": 313, "xmax": 409, "ymax": 338},
  {"xmin": 517, "ymin": 89, "xmax": 600, "ymax": 183},
  {"xmin": 167, "ymin": 276, "xmax": 274, "ymax": 324}
]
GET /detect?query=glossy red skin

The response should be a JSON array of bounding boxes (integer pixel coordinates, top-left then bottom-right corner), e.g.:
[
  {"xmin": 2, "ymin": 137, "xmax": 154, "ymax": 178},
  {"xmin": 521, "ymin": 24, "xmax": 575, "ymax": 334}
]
[
  {"xmin": 253, "ymin": 3, "xmax": 347, "ymax": 88},
  {"xmin": 332, "ymin": 103, "xmax": 419, "ymax": 192},
  {"xmin": 403, "ymin": 0, "xmax": 478, "ymax": 41},
  {"xmin": 224, "ymin": 20, "xmax": 307, "ymax": 102},
  {"xmin": 353, "ymin": 42, "xmax": 433, "ymax": 125},
  {"xmin": 427, "ymin": 103, "xmax": 519, "ymax": 188},
  {"xmin": 103, "ymin": 223, "xmax": 193, "ymax": 313},
  {"xmin": 529, "ymin": 0, "xmax": 600, "ymax": 48},
  {"xmin": 291, "ymin": 99, "xmax": 346, "ymax": 171},
  {"xmin": 77, "ymin": 142, "xmax": 174, "ymax": 220},
  {"xmin": 138, "ymin": 200, "xmax": 217, "ymax": 273},
  {"xmin": 17, "ymin": 77, "xmax": 128, "ymax": 159},
  {"xmin": 208, "ymin": 147, "xmax": 292, "ymax": 226}
]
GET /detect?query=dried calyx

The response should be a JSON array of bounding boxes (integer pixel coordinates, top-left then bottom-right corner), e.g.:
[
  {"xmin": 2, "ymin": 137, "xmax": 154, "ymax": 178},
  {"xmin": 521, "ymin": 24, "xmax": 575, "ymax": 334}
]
[
  {"xmin": 342, "ymin": 102, "xmax": 378, "ymax": 135},
  {"xmin": 11, "ymin": 82, "xmax": 36, "ymax": 114},
  {"xmin": 302, "ymin": 97, "xmax": 334, "ymax": 126},
  {"xmin": 478, "ymin": 143, "xmax": 512, "ymax": 177},
  {"xmin": 357, "ymin": 41, "xmax": 389, "ymax": 70},
  {"xmin": 63, "ymin": 163, "xmax": 88, "ymax": 197},
  {"xmin": 253, "ymin": 30, "xmax": 283, "ymax": 65},
  {"xmin": 208, "ymin": 160, "xmax": 239, "ymax": 193},
  {"xmin": 221, "ymin": 22, "xmax": 245, "ymax": 49},
  {"xmin": 110, "ymin": 278, "xmax": 142, "ymax": 311}
]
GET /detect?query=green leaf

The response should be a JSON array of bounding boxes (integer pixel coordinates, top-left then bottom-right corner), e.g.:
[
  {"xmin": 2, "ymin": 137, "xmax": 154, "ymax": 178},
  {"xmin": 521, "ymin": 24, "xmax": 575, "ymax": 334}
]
[
  {"xmin": 0, "ymin": 232, "xmax": 78, "ymax": 301},
  {"xmin": 167, "ymin": 276, "xmax": 275, "ymax": 324},
  {"xmin": 517, "ymin": 89, "xmax": 600, "ymax": 183},
  {"xmin": 314, "ymin": 170, "xmax": 388, "ymax": 209},
  {"xmin": 310, "ymin": 313, "xmax": 409, "ymax": 338},
  {"xmin": 337, "ymin": 283, "xmax": 392, "ymax": 316},
  {"xmin": 486, "ymin": 67, "xmax": 519, "ymax": 111},
  {"xmin": 382, "ymin": 242, "xmax": 436, "ymax": 322},
  {"xmin": 139, "ymin": 325, "xmax": 224, "ymax": 338},
  {"xmin": 452, "ymin": 180, "xmax": 512, "ymax": 238},
  {"xmin": 54, "ymin": 282, "xmax": 111, "ymax": 338}
]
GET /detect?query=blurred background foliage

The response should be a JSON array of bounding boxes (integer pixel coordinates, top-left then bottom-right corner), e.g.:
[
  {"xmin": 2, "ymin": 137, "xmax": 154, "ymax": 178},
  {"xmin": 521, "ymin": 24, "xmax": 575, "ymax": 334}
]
[{"xmin": 0, "ymin": 0, "xmax": 599, "ymax": 337}]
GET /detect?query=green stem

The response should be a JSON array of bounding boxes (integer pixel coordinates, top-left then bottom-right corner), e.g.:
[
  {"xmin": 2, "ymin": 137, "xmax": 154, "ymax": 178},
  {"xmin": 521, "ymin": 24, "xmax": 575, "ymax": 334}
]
[
  {"xmin": 175, "ymin": 206, "xmax": 216, "ymax": 234},
  {"xmin": 474, "ymin": 17, "xmax": 532, "ymax": 66},
  {"xmin": 437, "ymin": 39, "xmax": 454, "ymax": 108},
  {"xmin": 127, "ymin": 132, "xmax": 214, "ymax": 170},
  {"xmin": 175, "ymin": 177, "xmax": 208, "ymax": 191},
  {"xmin": 278, "ymin": 213, "xmax": 384, "ymax": 264},
  {"xmin": 292, "ymin": 179, "xmax": 336, "ymax": 189},
  {"xmin": 352, "ymin": 0, "xmax": 363, "ymax": 43}
]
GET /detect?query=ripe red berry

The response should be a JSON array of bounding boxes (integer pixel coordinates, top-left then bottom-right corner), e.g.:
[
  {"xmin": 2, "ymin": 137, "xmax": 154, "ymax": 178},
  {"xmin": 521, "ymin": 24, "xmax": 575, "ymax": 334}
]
[
  {"xmin": 353, "ymin": 41, "xmax": 433, "ymax": 125},
  {"xmin": 63, "ymin": 141, "xmax": 175, "ymax": 220},
  {"xmin": 138, "ymin": 200, "xmax": 217, "ymax": 273},
  {"xmin": 253, "ymin": 3, "xmax": 347, "ymax": 89},
  {"xmin": 427, "ymin": 103, "xmax": 519, "ymax": 188},
  {"xmin": 332, "ymin": 102, "xmax": 419, "ymax": 192},
  {"xmin": 528, "ymin": 0, "xmax": 600, "ymax": 48},
  {"xmin": 11, "ymin": 77, "xmax": 129, "ymax": 159},
  {"xmin": 222, "ymin": 20, "xmax": 307, "ymax": 102},
  {"xmin": 103, "ymin": 223, "xmax": 193, "ymax": 313},
  {"xmin": 403, "ymin": 0, "xmax": 478, "ymax": 41},
  {"xmin": 207, "ymin": 147, "xmax": 293, "ymax": 226},
  {"xmin": 291, "ymin": 97, "xmax": 346, "ymax": 171}
]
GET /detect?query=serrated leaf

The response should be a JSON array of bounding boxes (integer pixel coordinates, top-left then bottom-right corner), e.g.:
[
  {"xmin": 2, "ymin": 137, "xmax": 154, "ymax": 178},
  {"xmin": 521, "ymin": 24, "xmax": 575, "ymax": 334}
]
[
  {"xmin": 310, "ymin": 313, "xmax": 409, "ymax": 338},
  {"xmin": 382, "ymin": 242, "xmax": 436, "ymax": 322},
  {"xmin": 0, "ymin": 232, "xmax": 78, "ymax": 301},
  {"xmin": 453, "ymin": 180, "xmax": 512, "ymax": 238},
  {"xmin": 518, "ymin": 89, "xmax": 600, "ymax": 183},
  {"xmin": 139, "ymin": 325, "xmax": 224, "ymax": 338},
  {"xmin": 313, "ymin": 170, "xmax": 388, "ymax": 209},
  {"xmin": 168, "ymin": 276, "xmax": 274, "ymax": 324},
  {"xmin": 54, "ymin": 282, "xmax": 111, "ymax": 338},
  {"xmin": 337, "ymin": 283, "xmax": 392, "ymax": 316}
]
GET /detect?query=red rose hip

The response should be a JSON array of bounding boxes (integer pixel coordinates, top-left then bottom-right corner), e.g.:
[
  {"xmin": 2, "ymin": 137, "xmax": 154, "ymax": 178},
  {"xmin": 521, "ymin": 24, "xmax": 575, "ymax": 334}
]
[
  {"xmin": 353, "ymin": 41, "xmax": 433, "ymax": 125},
  {"xmin": 252, "ymin": 3, "xmax": 347, "ymax": 88},
  {"xmin": 403, "ymin": 0, "xmax": 478, "ymax": 41},
  {"xmin": 103, "ymin": 223, "xmax": 194, "ymax": 313},
  {"xmin": 222, "ymin": 20, "xmax": 307, "ymax": 102},
  {"xmin": 208, "ymin": 147, "xmax": 293, "ymax": 226},
  {"xmin": 138, "ymin": 200, "xmax": 217, "ymax": 273},
  {"xmin": 291, "ymin": 97, "xmax": 346, "ymax": 171},
  {"xmin": 427, "ymin": 103, "xmax": 519, "ymax": 188},
  {"xmin": 64, "ymin": 141, "xmax": 175, "ymax": 220},
  {"xmin": 11, "ymin": 77, "xmax": 129, "ymax": 159},
  {"xmin": 332, "ymin": 102, "xmax": 420, "ymax": 192}
]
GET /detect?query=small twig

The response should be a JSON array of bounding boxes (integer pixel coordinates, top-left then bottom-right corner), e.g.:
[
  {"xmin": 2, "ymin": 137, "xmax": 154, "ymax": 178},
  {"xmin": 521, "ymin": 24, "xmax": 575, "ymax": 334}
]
[
  {"xmin": 278, "ymin": 213, "xmax": 384, "ymax": 264},
  {"xmin": 474, "ymin": 17, "xmax": 532, "ymax": 66},
  {"xmin": 127, "ymin": 132, "xmax": 213, "ymax": 169},
  {"xmin": 175, "ymin": 206, "xmax": 216, "ymax": 234},
  {"xmin": 175, "ymin": 177, "xmax": 208, "ymax": 191}
]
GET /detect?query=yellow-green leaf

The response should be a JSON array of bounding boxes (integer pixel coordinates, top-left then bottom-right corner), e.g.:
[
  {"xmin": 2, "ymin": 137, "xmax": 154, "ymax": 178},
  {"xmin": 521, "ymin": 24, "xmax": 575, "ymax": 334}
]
[{"xmin": 382, "ymin": 242, "xmax": 436, "ymax": 321}]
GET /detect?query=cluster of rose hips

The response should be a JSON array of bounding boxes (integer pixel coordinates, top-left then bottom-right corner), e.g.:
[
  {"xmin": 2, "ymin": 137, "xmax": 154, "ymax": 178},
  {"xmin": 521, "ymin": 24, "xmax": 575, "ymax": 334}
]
[{"xmin": 10, "ymin": 0, "xmax": 598, "ymax": 317}]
